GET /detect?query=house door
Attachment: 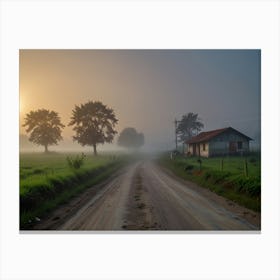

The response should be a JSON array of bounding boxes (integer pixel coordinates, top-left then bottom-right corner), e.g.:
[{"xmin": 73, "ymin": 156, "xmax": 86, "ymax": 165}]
[
  {"xmin": 229, "ymin": 142, "xmax": 237, "ymax": 152},
  {"xmin": 193, "ymin": 144, "xmax": 196, "ymax": 156}
]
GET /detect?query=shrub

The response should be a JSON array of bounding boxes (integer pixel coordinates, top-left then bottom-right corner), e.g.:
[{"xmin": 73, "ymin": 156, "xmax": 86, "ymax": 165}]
[
  {"xmin": 184, "ymin": 164, "xmax": 194, "ymax": 171},
  {"xmin": 66, "ymin": 153, "xmax": 86, "ymax": 170},
  {"xmin": 228, "ymin": 175, "xmax": 261, "ymax": 197},
  {"xmin": 202, "ymin": 170, "xmax": 231, "ymax": 184}
]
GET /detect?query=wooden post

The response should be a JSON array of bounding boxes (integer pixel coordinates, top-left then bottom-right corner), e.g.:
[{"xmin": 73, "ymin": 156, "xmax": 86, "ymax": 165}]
[
  {"xmin": 175, "ymin": 119, "xmax": 178, "ymax": 151},
  {"xmin": 244, "ymin": 158, "xmax": 248, "ymax": 177},
  {"xmin": 198, "ymin": 158, "xmax": 202, "ymax": 171},
  {"xmin": 220, "ymin": 158, "xmax": 224, "ymax": 171}
]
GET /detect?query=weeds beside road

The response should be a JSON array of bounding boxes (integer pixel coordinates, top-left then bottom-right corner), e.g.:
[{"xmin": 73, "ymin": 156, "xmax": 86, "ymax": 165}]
[
  {"xmin": 20, "ymin": 152, "xmax": 129, "ymax": 229},
  {"xmin": 158, "ymin": 153, "xmax": 261, "ymax": 212}
]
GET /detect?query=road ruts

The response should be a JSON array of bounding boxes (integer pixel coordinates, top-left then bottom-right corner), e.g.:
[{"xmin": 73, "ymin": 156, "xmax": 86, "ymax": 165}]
[{"xmin": 54, "ymin": 160, "xmax": 258, "ymax": 231}]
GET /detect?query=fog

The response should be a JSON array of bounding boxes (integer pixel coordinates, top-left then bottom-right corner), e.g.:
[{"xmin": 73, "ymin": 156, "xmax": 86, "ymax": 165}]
[{"xmin": 20, "ymin": 50, "xmax": 261, "ymax": 153}]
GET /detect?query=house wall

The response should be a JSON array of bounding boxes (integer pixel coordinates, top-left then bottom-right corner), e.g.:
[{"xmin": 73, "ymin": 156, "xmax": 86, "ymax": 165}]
[
  {"xmin": 209, "ymin": 141, "xmax": 228, "ymax": 156},
  {"xmin": 187, "ymin": 143, "xmax": 209, "ymax": 157},
  {"xmin": 209, "ymin": 132, "xmax": 249, "ymax": 156},
  {"xmin": 187, "ymin": 131, "xmax": 250, "ymax": 157},
  {"xmin": 200, "ymin": 142, "xmax": 209, "ymax": 157},
  {"xmin": 187, "ymin": 144, "xmax": 194, "ymax": 155}
]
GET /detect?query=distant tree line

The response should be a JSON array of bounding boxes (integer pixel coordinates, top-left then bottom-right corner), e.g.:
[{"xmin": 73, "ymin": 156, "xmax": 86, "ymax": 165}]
[
  {"xmin": 117, "ymin": 127, "xmax": 144, "ymax": 149},
  {"xmin": 23, "ymin": 101, "xmax": 144, "ymax": 155},
  {"xmin": 23, "ymin": 100, "xmax": 203, "ymax": 155}
]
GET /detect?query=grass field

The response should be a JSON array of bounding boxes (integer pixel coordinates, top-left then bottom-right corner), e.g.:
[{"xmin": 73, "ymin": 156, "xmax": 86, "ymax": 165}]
[
  {"xmin": 20, "ymin": 152, "xmax": 117, "ymax": 195},
  {"xmin": 158, "ymin": 153, "xmax": 261, "ymax": 212},
  {"xmin": 20, "ymin": 152, "xmax": 127, "ymax": 228}
]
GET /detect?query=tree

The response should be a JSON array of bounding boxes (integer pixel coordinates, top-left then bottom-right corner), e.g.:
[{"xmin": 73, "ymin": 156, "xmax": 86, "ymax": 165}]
[
  {"xmin": 68, "ymin": 101, "xmax": 118, "ymax": 156},
  {"xmin": 176, "ymin": 112, "xmax": 204, "ymax": 143},
  {"xmin": 23, "ymin": 109, "xmax": 65, "ymax": 153},
  {"xmin": 117, "ymin": 127, "xmax": 145, "ymax": 149}
]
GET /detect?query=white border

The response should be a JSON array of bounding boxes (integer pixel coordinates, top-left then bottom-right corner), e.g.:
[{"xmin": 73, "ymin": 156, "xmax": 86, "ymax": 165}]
[{"xmin": 1, "ymin": 1, "xmax": 280, "ymax": 280}]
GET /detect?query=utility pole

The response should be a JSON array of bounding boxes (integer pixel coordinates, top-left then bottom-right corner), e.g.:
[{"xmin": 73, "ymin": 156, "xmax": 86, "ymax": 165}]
[{"xmin": 174, "ymin": 118, "xmax": 178, "ymax": 151}]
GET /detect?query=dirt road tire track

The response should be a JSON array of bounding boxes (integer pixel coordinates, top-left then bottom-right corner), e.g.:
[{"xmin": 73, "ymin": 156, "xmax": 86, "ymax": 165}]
[{"xmin": 30, "ymin": 160, "xmax": 260, "ymax": 231}]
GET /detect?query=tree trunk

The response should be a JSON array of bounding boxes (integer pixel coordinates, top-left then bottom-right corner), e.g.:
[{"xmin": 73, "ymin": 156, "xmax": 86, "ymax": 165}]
[
  {"xmin": 44, "ymin": 145, "xmax": 49, "ymax": 153},
  {"xmin": 93, "ymin": 144, "xmax": 97, "ymax": 156}
]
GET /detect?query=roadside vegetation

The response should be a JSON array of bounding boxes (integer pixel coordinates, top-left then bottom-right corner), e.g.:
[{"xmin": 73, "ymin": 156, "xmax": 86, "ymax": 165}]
[
  {"xmin": 158, "ymin": 152, "xmax": 261, "ymax": 212},
  {"xmin": 20, "ymin": 152, "xmax": 128, "ymax": 229}
]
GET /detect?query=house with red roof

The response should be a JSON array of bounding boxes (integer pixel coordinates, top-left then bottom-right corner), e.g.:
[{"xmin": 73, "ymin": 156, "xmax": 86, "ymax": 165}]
[{"xmin": 186, "ymin": 127, "xmax": 252, "ymax": 157}]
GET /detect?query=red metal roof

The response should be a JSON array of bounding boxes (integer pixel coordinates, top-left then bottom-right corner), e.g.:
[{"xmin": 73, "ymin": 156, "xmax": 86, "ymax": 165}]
[{"xmin": 186, "ymin": 127, "xmax": 252, "ymax": 144}]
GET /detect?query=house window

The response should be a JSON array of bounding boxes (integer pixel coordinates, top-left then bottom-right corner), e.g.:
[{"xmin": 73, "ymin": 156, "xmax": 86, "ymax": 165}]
[
  {"xmin": 203, "ymin": 143, "xmax": 206, "ymax": 151},
  {"xmin": 237, "ymin": 141, "xmax": 243, "ymax": 149}
]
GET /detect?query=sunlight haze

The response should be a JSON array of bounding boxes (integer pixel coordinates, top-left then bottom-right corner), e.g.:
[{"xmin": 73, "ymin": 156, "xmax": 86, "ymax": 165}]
[{"xmin": 19, "ymin": 50, "xmax": 261, "ymax": 152}]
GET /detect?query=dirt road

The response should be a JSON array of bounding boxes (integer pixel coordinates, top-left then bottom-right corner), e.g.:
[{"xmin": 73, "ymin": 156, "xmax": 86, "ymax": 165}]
[{"xmin": 35, "ymin": 160, "xmax": 260, "ymax": 231}]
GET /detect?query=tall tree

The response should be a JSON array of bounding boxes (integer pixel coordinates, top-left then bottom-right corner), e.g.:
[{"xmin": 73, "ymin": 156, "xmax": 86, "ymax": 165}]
[
  {"xmin": 23, "ymin": 109, "xmax": 65, "ymax": 153},
  {"xmin": 69, "ymin": 101, "xmax": 118, "ymax": 155},
  {"xmin": 176, "ymin": 112, "xmax": 204, "ymax": 143},
  {"xmin": 118, "ymin": 127, "xmax": 145, "ymax": 149}
]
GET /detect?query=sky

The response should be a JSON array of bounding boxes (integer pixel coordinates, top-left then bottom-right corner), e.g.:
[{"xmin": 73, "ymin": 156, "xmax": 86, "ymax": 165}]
[{"xmin": 19, "ymin": 49, "xmax": 261, "ymax": 152}]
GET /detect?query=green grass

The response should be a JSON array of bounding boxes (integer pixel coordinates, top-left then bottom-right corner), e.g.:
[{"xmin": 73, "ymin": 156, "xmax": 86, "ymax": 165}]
[
  {"xmin": 20, "ymin": 152, "xmax": 128, "ymax": 229},
  {"xmin": 171, "ymin": 154, "xmax": 260, "ymax": 176},
  {"xmin": 158, "ymin": 153, "xmax": 261, "ymax": 212},
  {"xmin": 20, "ymin": 153, "xmax": 116, "ymax": 195}
]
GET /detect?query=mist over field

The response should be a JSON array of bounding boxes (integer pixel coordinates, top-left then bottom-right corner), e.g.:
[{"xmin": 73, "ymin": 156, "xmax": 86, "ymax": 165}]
[
  {"xmin": 20, "ymin": 50, "xmax": 261, "ymax": 153},
  {"xmin": 19, "ymin": 50, "xmax": 261, "ymax": 231}
]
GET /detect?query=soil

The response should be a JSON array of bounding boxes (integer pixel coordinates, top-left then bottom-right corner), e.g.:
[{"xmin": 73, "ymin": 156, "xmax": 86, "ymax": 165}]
[
  {"xmin": 123, "ymin": 167, "xmax": 162, "ymax": 230},
  {"xmin": 27, "ymin": 160, "xmax": 260, "ymax": 231}
]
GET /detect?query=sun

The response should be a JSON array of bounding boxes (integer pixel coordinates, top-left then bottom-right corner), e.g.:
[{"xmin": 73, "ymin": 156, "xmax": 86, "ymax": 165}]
[
  {"xmin": 20, "ymin": 100, "xmax": 23, "ymax": 113},
  {"xmin": 20, "ymin": 97, "xmax": 25, "ymax": 115}
]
